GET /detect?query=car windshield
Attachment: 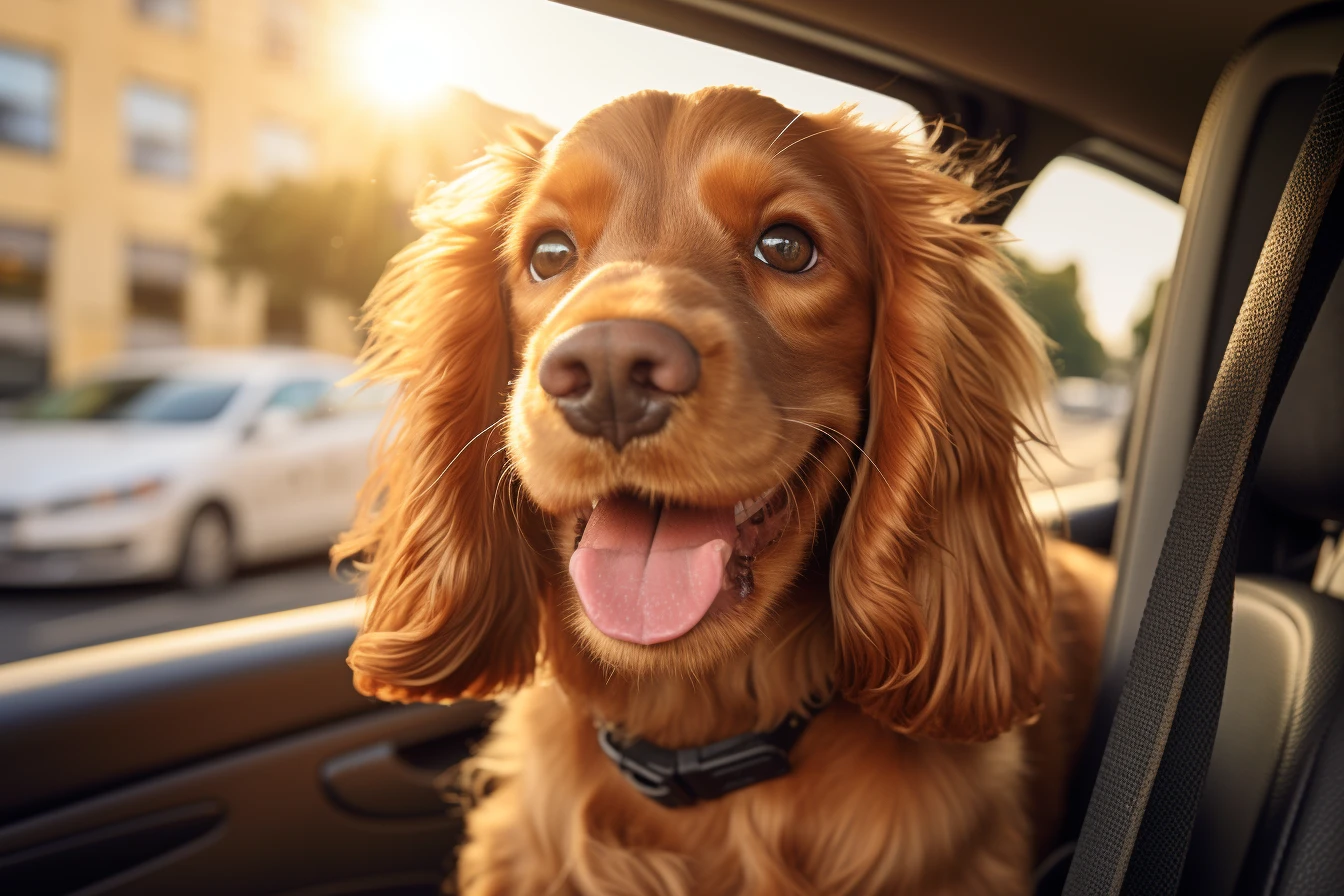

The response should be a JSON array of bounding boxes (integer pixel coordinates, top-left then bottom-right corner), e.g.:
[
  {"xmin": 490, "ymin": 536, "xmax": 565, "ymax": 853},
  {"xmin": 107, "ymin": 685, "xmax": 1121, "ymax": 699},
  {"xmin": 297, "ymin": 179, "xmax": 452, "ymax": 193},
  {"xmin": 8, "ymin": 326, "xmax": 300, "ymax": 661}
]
[{"xmin": 15, "ymin": 376, "xmax": 241, "ymax": 423}]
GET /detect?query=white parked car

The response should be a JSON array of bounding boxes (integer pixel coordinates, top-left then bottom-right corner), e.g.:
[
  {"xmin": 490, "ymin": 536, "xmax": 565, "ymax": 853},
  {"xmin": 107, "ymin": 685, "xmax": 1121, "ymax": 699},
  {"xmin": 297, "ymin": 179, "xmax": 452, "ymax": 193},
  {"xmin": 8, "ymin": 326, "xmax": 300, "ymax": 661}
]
[{"xmin": 0, "ymin": 348, "xmax": 393, "ymax": 588}]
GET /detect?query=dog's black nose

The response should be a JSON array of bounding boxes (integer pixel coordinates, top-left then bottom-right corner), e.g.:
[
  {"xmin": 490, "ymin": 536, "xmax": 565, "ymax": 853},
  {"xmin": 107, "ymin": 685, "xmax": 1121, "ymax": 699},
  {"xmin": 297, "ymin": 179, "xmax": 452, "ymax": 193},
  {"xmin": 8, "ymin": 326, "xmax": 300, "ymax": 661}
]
[{"xmin": 538, "ymin": 319, "xmax": 700, "ymax": 450}]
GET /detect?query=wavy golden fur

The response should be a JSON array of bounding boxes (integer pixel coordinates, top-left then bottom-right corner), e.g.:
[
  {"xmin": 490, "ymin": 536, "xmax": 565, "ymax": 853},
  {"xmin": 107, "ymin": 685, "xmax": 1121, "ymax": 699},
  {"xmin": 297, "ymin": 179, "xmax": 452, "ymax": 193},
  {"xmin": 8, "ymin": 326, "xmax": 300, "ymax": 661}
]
[{"xmin": 334, "ymin": 87, "xmax": 1111, "ymax": 895}]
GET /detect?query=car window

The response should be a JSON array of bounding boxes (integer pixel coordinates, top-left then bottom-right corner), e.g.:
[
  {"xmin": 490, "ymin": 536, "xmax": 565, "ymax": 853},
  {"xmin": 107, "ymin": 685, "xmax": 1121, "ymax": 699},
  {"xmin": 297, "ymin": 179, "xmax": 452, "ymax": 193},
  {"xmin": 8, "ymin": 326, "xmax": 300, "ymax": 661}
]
[
  {"xmin": 320, "ymin": 380, "xmax": 396, "ymax": 416},
  {"xmin": 0, "ymin": 0, "xmax": 1170, "ymax": 664},
  {"xmin": 264, "ymin": 379, "xmax": 332, "ymax": 415},
  {"xmin": 14, "ymin": 377, "xmax": 241, "ymax": 423},
  {"xmin": 1004, "ymin": 156, "xmax": 1185, "ymax": 493}
]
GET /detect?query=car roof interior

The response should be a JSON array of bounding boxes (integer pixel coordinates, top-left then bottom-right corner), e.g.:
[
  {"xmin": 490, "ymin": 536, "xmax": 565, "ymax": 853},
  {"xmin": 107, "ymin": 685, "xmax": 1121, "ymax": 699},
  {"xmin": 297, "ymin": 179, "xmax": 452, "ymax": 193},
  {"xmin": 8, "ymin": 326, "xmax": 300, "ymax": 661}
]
[
  {"xmin": 567, "ymin": 0, "xmax": 1313, "ymax": 166},
  {"xmin": 3, "ymin": 3, "xmax": 1344, "ymax": 895}
]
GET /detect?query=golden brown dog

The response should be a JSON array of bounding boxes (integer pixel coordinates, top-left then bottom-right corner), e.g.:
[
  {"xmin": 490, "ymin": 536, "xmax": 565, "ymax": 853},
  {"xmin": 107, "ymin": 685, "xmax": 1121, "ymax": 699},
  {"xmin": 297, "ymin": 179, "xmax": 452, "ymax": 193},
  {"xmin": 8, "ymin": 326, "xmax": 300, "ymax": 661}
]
[{"xmin": 334, "ymin": 87, "xmax": 1112, "ymax": 895}]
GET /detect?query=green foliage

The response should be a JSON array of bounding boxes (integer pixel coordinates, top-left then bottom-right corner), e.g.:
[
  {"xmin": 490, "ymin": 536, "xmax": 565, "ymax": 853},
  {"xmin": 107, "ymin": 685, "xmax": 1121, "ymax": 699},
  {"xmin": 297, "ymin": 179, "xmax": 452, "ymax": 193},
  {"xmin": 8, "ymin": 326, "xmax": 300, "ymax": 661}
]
[
  {"xmin": 205, "ymin": 178, "xmax": 418, "ymax": 311},
  {"xmin": 1006, "ymin": 252, "xmax": 1109, "ymax": 379},
  {"xmin": 1131, "ymin": 278, "xmax": 1165, "ymax": 359}
]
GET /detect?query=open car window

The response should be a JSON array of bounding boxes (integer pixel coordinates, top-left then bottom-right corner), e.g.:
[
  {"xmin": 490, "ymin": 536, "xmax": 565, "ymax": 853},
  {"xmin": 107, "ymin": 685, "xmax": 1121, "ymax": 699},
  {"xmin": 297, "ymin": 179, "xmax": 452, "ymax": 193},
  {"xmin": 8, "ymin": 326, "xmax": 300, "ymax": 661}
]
[
  {"xmin": 0, "ymin": 0, "xmax": 1181, "ymax": 664},
  {"xmin": 0, "ymin": 0, "xmax": 915, "ymax": 666},
  {"xmin": 1006, "ymin": 156, "xmax": 1185, "ymax": 496}
]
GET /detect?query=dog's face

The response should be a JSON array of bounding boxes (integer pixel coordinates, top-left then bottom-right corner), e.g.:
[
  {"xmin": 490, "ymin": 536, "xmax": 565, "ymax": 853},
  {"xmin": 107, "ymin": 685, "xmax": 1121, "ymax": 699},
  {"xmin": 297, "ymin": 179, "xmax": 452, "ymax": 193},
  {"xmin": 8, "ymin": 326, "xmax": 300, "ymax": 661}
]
[
  {"xmin": 504, "ymin": 91, "xmax": 870, "ymax": 673},
  {"xmin": 339, "ymin": 88, "xmax": 1054, "ymax": 741}
]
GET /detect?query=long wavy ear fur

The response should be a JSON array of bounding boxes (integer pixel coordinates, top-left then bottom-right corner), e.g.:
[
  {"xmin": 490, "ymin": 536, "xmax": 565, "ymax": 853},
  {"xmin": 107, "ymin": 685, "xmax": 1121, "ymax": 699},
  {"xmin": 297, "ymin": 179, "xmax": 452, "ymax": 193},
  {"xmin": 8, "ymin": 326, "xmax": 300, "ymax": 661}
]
[
  {"xmin": 333, "ymin": 134, "xmax": 550, "ymax": 704},
  {"xmin": 826, "ymin": 114, "xmax": 1054, "ymax": 741}
]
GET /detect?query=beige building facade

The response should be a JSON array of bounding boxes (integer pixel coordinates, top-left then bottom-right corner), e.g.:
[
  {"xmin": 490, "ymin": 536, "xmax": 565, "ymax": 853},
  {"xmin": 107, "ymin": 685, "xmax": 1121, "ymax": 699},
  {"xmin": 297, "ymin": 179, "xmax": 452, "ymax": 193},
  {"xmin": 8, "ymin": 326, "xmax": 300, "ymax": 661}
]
[{"xmin": 0, "ymin": 0, "xmax": 532, "ymax": 391}]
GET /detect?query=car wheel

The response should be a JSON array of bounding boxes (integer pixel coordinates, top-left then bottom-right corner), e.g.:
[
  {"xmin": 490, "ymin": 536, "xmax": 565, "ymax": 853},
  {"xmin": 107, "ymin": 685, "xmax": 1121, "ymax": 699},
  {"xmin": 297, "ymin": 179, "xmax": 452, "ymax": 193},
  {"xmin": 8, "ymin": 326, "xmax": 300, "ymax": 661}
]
[{"xmin": 179, "ymin": 505, "xmax": 235, "ymax": 590}]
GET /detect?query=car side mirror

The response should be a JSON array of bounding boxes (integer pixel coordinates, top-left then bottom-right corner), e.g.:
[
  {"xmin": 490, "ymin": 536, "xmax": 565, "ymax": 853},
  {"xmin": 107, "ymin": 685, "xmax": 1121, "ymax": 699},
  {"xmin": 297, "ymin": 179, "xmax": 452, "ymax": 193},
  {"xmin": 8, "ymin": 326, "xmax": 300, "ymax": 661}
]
[{"xmin": 242, "ymin": 406, "xmax": 302, "ymax": 442}]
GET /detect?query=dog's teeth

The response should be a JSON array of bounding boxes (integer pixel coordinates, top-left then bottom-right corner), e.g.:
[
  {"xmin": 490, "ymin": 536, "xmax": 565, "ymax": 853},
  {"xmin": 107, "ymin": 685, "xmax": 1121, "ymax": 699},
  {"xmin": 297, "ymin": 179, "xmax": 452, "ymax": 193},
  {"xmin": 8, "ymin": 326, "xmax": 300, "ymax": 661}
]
[
  {"xmin": 733, "ymin": 487, "xmax": 780, "ymax": 526},
  {"xmin": 591, "ymin": 497, "xmax": 600, "ymax": 509}
]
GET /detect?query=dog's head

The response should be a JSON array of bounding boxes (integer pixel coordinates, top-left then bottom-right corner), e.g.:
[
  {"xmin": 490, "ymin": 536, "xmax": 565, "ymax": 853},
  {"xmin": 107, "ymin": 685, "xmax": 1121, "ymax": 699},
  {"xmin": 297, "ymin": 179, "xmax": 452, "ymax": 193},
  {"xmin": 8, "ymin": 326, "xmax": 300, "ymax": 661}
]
[{"xmin": 337, "ymin": 88, "xmax": 1052, "ymax": 741}]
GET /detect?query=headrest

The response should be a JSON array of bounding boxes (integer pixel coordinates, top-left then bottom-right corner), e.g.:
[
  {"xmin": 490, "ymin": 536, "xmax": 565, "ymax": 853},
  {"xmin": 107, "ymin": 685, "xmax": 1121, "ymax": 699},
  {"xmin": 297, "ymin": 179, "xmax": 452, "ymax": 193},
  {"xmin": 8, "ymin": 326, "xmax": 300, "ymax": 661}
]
[{"xmin": 1257, "ymin": 272, "xmax": 1344, "ymax": 523}]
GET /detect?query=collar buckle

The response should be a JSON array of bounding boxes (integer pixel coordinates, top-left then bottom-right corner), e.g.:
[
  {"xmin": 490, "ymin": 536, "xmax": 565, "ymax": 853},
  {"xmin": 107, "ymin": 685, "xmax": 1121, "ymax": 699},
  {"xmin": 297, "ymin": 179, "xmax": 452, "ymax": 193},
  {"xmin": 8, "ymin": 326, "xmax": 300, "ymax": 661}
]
[{"xmin": 597, "ymin": 697, "xmax": 826, "ymax": 808}]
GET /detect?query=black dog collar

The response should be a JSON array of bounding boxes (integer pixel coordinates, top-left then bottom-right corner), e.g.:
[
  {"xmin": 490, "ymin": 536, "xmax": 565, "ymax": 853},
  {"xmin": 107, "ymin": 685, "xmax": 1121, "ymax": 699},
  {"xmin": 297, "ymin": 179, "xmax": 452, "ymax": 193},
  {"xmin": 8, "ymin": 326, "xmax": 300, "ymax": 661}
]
[{"xmin": 596, "ymin": 694, "xmax": 829, "ymax": 808}]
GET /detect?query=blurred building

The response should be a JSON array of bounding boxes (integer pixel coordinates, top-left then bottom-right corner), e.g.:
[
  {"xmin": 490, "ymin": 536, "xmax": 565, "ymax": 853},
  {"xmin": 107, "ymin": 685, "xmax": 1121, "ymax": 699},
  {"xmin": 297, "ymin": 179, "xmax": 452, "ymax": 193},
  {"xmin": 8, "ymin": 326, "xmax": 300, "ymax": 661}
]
[{"xmin": 0, "ymin": 0, "xmax": 541, "ymax": 393}]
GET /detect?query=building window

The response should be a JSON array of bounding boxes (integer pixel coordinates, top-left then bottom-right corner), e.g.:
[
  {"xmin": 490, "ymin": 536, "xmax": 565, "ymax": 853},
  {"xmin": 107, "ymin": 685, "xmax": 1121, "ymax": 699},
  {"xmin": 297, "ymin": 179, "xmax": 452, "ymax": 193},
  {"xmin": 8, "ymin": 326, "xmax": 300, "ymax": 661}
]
[
  {"xmin": 254, "ymin": 122, "xmax": 314, "ymax": 181},
  {"xmin": 264, "ymin": 0, "xmax": 307, "ymax": 67},
  {"xmin": 0, "ymin": 224, "xmax": 51, "ymax": 399},
  {"xmin": 124, "ymin": 83, "xmax": 193, "ymax": 179},
  {"xmin": 266, "ymin": 298, "xmax": 305, "ymax": 345},
  {"xmin": 127, "ymin": 242, "xmax": 190, "ymax": 346},
  {"xmin": 133, "ymin": 0, "xmax": 194, "ymax": 31},
  {"xmin": 0, "ymin": 223, "xmax": 50, "ymax": 301},
  {"xmin": 0, "ymin": 45, "xmax": 57, "ymax": 153}
]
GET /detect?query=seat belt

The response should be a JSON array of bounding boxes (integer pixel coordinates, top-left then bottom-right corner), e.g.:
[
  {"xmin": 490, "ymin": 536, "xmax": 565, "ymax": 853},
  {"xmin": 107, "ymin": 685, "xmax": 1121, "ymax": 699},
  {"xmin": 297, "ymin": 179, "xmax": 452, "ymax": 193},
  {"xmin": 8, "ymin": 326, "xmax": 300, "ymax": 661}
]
[{"xmin": 1063, "ymin": 56, "xmax": 1344, "ymax": 896}]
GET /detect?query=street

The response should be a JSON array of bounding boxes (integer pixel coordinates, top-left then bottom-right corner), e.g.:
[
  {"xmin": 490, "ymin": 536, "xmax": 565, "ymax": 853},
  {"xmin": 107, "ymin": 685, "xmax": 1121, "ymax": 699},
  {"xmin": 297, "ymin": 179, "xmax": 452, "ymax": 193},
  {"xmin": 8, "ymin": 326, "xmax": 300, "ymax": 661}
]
[{"xmin": 0, "ymin": 557, "xmax": 354, "ymax": 665}]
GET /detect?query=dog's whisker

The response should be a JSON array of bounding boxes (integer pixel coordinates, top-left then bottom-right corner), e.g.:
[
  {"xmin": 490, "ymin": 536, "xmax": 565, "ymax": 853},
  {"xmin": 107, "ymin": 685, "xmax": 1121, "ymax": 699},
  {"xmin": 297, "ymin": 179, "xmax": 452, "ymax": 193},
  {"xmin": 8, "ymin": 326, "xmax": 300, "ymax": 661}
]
[
  {"xmin": 485, "ymin": 444, "xmax": 511, "ymax": 498},
  {"xmin": 492, "ymin": 464, "xmax": 514, "ymax": 516},
  {"xmin": 793, "ymin": 446, "xmax": 837, "ymax": 543},
  {"xmin": 764, "ymin": 110, "xmax": 805, "ymax": 153},
  {"xmin": 502, "ymin": 465, "xmax": 529, "ymax": 543},
  {"xmin": 779, "ymin": 417, "xmax": 870, "ymax": 478},
  {"xmin": 786, "ymin": 420, "xmax": 860, "ymax": 478},
  {"xmin": 408, "ymin": 417, "xmax": 504, "ymax": 506},
  {"xmin": 802, "ymin": 445, "xmax": 850, "ymax": 501},
  {"xmin": 510, "ymin": 471, "xmax": 528, "ymax": 541},
  {"xmin": 781, "ymin": 478, "xmax": 807, "ymax": 539},
  {"xmin": 488, "ymin": 448, "xmax": 515, "ymax": 507},
  {"xmin": 779, "ymin": 416, "xmax": 894, "ymax": 495},
  {"xmin": 771, "ymin": 126, "xmax": 842, "ymax": 161}
]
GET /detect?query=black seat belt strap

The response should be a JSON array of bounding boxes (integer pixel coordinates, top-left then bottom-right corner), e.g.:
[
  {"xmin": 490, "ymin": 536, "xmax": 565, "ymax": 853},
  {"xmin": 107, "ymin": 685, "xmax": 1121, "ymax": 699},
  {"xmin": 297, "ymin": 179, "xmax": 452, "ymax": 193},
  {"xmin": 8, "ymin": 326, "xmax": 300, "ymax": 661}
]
[{"xmin": 1064, "ymin": 56, "xmax": 1344, "ymax": 896}]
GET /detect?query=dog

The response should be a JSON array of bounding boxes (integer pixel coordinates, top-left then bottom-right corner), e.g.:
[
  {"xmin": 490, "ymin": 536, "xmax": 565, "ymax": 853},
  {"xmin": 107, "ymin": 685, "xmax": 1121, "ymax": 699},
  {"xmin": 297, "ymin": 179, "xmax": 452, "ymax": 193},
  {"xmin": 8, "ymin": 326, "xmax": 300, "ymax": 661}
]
[{"xmin": 333, "ymin": 87, "xmax": 1112, "ymax": 895}]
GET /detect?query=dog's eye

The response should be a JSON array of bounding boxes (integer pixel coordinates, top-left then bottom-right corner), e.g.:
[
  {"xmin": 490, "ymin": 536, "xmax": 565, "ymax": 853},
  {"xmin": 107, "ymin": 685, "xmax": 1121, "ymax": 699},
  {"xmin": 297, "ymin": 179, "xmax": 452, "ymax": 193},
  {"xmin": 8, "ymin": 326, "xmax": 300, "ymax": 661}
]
[
  {"xmin": 753, "ymin": 224, "xmax": 816, "ymax": 273},
  {"xmin": 529, "ymin": 231, "xmax": 576, "ymax": 281}
]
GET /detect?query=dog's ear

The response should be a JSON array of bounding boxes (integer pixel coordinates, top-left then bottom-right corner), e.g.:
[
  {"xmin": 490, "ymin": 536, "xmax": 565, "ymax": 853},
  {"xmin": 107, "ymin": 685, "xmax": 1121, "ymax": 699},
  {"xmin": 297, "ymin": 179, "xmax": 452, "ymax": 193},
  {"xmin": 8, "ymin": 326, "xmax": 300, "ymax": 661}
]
[
  {"xmin": 333, "ymin": 133, "xmax": 551, "ymax": 704},
  {"xmin": 826, "ymin": 115, "xmax": 1054, "ymax": 741}
]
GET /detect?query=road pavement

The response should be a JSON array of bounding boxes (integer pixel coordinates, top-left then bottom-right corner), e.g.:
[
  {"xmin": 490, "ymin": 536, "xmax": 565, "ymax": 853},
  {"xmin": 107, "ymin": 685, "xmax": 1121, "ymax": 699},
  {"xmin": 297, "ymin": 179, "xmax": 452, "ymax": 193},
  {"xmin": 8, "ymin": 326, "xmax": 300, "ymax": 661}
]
[{"xmin": 0, "ymin": 557, "xmax": 353, "ymax": 664}]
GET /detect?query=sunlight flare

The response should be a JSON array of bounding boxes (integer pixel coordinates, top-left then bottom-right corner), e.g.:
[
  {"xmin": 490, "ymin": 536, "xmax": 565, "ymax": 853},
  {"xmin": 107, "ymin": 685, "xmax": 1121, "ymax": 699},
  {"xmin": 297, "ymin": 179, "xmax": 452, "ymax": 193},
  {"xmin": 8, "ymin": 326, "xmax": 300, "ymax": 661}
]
[{"xmin": 339, "ymin": 0, "xmax": 473, "ymax": 112}]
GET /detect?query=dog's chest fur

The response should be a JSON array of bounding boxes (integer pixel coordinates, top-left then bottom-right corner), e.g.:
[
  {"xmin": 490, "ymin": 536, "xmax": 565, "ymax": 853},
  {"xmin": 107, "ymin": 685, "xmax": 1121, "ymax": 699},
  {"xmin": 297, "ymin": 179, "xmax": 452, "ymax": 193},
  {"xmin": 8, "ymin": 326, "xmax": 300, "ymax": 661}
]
[{"xmin": 454, "ymin": 681, "xmax": 1032, "ymax": 896}]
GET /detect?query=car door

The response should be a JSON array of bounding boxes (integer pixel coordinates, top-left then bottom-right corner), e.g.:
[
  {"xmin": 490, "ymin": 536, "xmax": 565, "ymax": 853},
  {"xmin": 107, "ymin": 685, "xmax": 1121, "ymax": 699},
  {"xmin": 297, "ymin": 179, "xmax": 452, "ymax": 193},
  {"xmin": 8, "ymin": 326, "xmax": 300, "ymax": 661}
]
[
  {"xmin": 295, "ymin": 382, "xmax": 393, "ymax": 551},
  {"xmin": 230, "ymin": 379, "xmax": 338, "ymax": 561},
  {"xmin": 0, "ymin": 602, "xmax": 487, "ymax": 896}
]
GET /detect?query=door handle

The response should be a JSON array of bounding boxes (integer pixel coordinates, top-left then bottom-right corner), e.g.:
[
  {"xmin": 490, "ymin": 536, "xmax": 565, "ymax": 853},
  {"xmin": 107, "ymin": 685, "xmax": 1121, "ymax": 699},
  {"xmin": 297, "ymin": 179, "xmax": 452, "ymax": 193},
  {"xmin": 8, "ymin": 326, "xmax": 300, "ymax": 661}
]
[{"xmin": 322, "ymin": 739, "xmax": 463, "ymax": 819}]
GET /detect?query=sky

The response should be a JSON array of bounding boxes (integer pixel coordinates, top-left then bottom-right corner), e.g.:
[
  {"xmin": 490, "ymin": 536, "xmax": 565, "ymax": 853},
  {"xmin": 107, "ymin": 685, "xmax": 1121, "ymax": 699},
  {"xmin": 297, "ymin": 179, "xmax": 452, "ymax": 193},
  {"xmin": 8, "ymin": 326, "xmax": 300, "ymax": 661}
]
[
  {"xmin": 338, "ymin": 0, "xmax": 1185, "ymax": 356},
  {"xmin": 1005, "ymin": 158, "xmax": 1185, "ymax": 354}
]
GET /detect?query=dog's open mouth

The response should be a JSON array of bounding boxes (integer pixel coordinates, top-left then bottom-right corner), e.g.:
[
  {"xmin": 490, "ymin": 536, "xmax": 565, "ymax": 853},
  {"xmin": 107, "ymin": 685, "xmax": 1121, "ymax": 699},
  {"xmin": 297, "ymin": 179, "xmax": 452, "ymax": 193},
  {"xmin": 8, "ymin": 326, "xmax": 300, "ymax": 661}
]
[{"xmin": 569, "ymin": 486, "xmax": 791, "ymax": 645}]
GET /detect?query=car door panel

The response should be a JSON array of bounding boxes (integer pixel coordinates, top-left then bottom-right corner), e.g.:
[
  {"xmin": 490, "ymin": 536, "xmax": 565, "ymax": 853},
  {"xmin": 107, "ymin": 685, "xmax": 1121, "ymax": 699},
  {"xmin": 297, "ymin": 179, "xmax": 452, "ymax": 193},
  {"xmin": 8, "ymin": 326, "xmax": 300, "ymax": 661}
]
[
  {"xmin": 0, "ymin": 601, "xmax": 489, "ymax": 896},
  {"xmin": 0, "ymin": 701, "xmax": 487, "ymax": 896}
]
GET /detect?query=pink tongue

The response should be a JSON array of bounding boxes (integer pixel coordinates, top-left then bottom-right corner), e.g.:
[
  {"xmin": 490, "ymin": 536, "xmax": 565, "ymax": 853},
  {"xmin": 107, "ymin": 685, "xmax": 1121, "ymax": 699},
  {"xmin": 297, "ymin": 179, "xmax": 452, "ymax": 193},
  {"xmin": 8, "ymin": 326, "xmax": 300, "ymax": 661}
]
[{"xmin": 569, "ymin": 495, "xmax": 735, "ymax": 644}]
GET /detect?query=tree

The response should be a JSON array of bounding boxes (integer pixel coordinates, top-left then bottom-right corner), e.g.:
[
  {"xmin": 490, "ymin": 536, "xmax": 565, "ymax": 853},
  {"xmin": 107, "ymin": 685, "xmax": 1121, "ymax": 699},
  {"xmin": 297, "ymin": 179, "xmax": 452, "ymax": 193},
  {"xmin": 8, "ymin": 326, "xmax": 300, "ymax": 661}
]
[
  {"xmin": 206, "ymin": 177, "xmax": 419, "ymax": 316},
  {"xmin": 1006, "ymin": 252, "xmax": 1109, "ymax": 379},
  {"xmin": 1130, "ymin": 278, "xmax": 1166, "ymax": 359}
]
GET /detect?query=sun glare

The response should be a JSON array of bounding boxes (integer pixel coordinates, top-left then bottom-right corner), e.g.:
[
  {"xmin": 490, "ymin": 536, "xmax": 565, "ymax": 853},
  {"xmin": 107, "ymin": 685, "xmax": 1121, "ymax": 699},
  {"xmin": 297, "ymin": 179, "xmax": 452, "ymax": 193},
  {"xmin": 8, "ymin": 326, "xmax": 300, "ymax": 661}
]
[{"xmin": 341, "ymin": 0, "xmax": 470, "ymax": 113}]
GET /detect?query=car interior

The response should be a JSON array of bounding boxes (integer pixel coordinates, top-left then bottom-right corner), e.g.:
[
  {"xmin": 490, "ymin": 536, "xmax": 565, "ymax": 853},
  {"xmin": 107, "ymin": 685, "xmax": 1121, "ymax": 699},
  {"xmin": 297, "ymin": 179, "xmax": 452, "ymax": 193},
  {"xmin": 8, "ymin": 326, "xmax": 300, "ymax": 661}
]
[{"xmin": 2, "ymin": 1, "xmax": 1344, "ymax": 894}]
